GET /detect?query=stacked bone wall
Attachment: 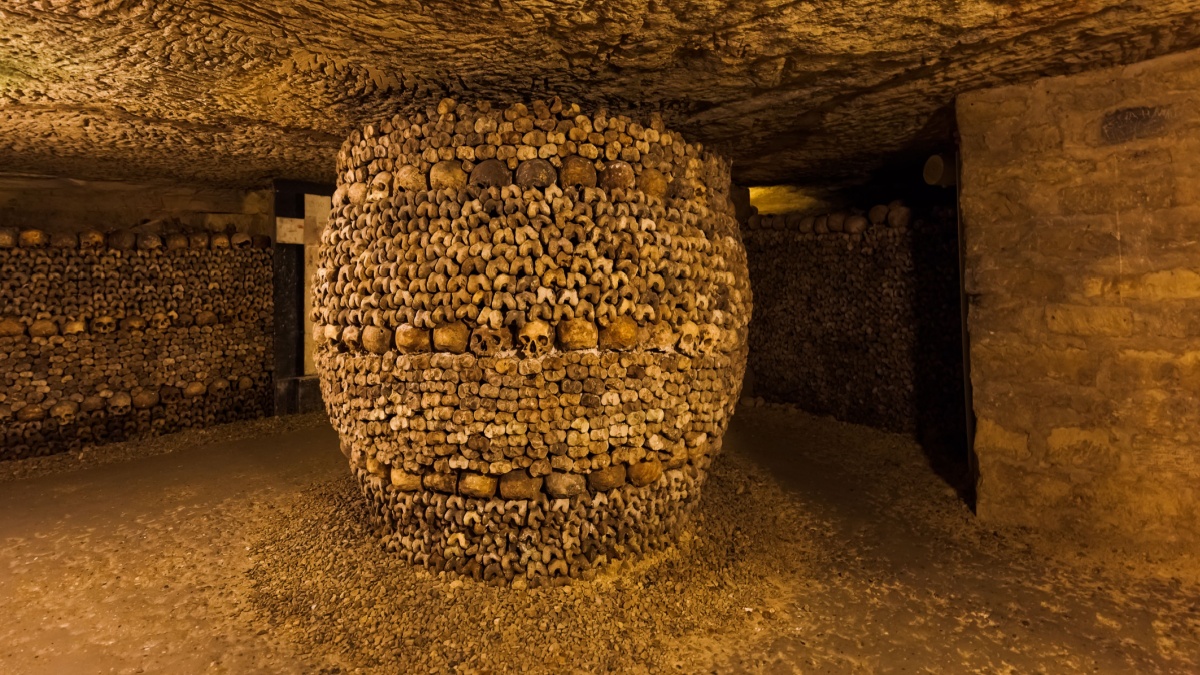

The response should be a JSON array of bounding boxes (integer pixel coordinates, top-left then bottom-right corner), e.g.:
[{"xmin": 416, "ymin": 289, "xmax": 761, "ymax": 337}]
[
  {"xmin": 743, "ymin": 203, "xmax": 962, "ymax": 437},
  {"xmin": 0, "ymin": 230, "xmax": 274, "ymax": 461},
  {"xmin": 314, "ymin": 97, "xmax": 751, "ymax": 585},
  {"xmin": 959, "ymin": 49, "xmax": 1200, "ymax": 544}
]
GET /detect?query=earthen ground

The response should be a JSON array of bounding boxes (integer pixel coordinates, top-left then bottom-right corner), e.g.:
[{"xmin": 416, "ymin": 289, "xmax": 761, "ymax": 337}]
[{"xmin": 1, "ymin": 406, "xmax": 1196, "ymax": 673}]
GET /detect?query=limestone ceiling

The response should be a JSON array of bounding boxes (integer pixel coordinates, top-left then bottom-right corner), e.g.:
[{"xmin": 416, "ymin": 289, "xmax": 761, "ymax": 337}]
[{"xmin": 1, "ymin": 1, "xmax": 1199, "ymax": 189}]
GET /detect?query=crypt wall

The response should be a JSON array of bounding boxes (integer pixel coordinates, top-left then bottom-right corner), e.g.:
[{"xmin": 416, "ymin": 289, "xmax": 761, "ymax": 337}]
[
  {"xmin": 741, "ymin": 200, "xmax": 965, "ymax": 448},
  {"xmin": 0, "ymin": 183, "xmax": 275, "ymax": 461},
  {"xmin": 959, "ymin": 47, "xmax": 1200, "ymax": 544}
]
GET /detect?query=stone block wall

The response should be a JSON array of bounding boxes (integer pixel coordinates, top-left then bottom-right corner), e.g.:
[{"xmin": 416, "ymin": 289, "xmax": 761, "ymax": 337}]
[
  {"xmin": 958, "ymin": 48, "xmax": 1200, "ymax": 544},
  {"xmin": 0, "ymin": 231, "xmax": 274, "ymax": 461},
  {"xmin": 743, "ymin": 203, "xmax": 963, "ymax": 439}
]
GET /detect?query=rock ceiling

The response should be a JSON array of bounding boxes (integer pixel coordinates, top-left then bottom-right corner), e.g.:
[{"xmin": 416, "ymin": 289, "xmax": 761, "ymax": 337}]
[{"xmin": 2, "ymin": 1, "xmax": 1199, "ymax": 189}]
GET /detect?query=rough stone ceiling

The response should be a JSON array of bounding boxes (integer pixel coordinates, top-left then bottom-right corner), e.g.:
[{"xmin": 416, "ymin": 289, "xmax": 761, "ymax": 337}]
[{"xmin": 2, "ymin": 1, "xmax": 1199, "ymax": 189}]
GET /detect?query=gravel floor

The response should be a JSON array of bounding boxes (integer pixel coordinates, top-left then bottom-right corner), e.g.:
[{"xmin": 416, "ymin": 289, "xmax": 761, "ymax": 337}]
[{"xmin": 1, "ymin": 405, "xmax": 1197, "ymax": 673}]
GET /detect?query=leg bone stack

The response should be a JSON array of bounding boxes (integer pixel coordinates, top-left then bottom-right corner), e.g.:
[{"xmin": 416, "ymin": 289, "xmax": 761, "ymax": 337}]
[{"xmin": 0, "ymin": 230, "xmax": 274, "ymax": 460}]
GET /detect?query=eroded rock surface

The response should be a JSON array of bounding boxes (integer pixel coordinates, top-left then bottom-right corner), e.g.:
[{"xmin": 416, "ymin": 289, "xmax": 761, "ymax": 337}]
[{"xmin": 2, "ymin": 1, "xmax": 1199, "ymax": 187}]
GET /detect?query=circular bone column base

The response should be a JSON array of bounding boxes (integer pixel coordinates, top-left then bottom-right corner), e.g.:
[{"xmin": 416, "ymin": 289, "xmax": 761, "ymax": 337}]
[
  {"xmin": 355, "ymin": 467, "xmax": 703, "ymax": 584},
  {"xmin": 322, "ymin": 346, "xmax": 740, "ymax": 582}
]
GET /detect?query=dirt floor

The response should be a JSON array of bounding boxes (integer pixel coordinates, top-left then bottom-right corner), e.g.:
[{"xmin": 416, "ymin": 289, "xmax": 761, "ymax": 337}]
[{"xmin": 1, "ymin": 404, "xmax": 1198, "ymax": 674}]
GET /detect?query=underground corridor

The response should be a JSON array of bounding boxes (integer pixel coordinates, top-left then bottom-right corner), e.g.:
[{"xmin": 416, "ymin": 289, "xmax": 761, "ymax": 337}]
[{"xmin": 2, "ymin": 2, "xmax": 1200, "ymax": 673}]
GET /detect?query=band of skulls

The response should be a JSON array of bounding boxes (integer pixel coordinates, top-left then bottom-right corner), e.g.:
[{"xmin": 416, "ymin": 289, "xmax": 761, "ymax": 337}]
[
  {"xmin": 314, "ymin": 98, "xmax": 752, "ymax": 584},
  {"xmin": 0, "ymin": 228, "xmax": 274, "ymax": 460}
]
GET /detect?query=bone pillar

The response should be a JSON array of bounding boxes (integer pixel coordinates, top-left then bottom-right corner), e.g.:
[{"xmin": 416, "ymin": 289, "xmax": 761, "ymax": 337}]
[{"xmin": 313, "ymin": 98, "xmax": 752, "ymax": 584}]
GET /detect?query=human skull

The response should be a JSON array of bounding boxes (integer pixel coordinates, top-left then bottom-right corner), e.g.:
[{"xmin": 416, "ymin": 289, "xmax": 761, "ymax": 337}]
[
  {"xmin": 395, "ymin": 324, "xmax": 431, "ymax": 353},
  {"xmin": 211, "ymin": 233, "xmax": 231, "ymax": 249},
  {"xmin": 560, "ymin": 156, "xmax": 597, "ymax": 188},
  {"xmin": 636, "ymin": 168, "xmax": 669, "ymax": 199},
  {"xmin": 599, "ymin": 161, "xmax": 635, "ymax": 190},
  {"xmin": 0, "ymin": 228, "xmax": 16, "ymax": 248},
  {"xmin": 644, "ymin": 322, "xmax": 675, "ymax": 351},
  {"xmin": 698, "ymin": 324, "xmax": 721, "ymax": 355},
  {"xmin": 121, "ymin": 316, "xmax": 147, "ymax": 332},
  {"xmin": 150, "ymin": 313, "xmax": 171, "ymax": 331},
  {"xmin": 677, "ymin": 321, "xmax": 700, "ymax": 356},
  {"xmin": 208, "ymin": 378, "xmax": 231, "ymax": 396},
  {"xmin": 468, "ymin": 159, "xmax": 513, "ymax": 188},
  {"xmin": 108, "ymin": 392, "xmax": 132, "ymax": 416},
  {"xmin": 368, "ymin": 171, "xmax": 393, "ymax": 202},
  {"xmin": 28, "ymin": 319, "xmax": 58, "ymax": 338},
  {"xmin": 599, "ymin": 316, "xmax": 639, "ymax": 350},
  {"xmin": 133, "ymin": 388, "xmax": 160, "ymax": 409},
  {"xmin": 80, "ymin": 395, "xmax": 106, "ymax": 413},
  {"xmin": 184, "ymin": 382, "xmax": 208, "ymax": 398},
  {"xmin": 50, "ymin": 400, "xmax": 79, "ymax": 425},
  {"xmin": 160, "ymin": 385, "xmax": 182, "ymax": 404},
  {"xmin": 556, "ymin": 319, "xmax": 598, "ymax": 351},
  {"xmin": 518, "ymin": 320, "xmax": 553, "ymax": 358},
  {"xmin": 137, "ymin": 233, "xmax": 162, "ymax": 250},
  {"xmin": 18, "ymin": 229, "xmax": 48, "ymax": 248},
  {"xmin": 79, "ymin": 230, "xmax": 105, "ymax": 249},
  {"xmin": 230, "ymin": 233, "xmax": 252, "ymax": 248},
  {"xmin": 92, "ymin": 316, "xmax": 117, "ymax": 334},
  {"xmin": 50, "ymin": 232, "xmax": 78, "ymax": 248},
  {"xmin": 432, "ymin": 322, "xmax": 469, "ymax": 353},
  {"xmin": 515, "ymin": 159, "xmax": 557, "ymax": 189},
  {"xmin": 342, "ymin": 325, "xmax": 362, "ymax": 351},
  {"xmin": 195, "ymin": 310, "xmax": 218, "ymax": 327},
  {"xmin": 430, "ymin": 161, "xmax": 467, "ymax": 190},
  {"xmin": 395, "ymin": 164, "xmax": 427, "ymax": 192},
  {"xmin": 362, "ymin": 325, "xmax": 392, "ymax": 354},
  {"xmin": 108, "ymin": 231, "xmax": 136, "ymax": 250},
  {"xmin": 62, "ymin": 319, "xmax": 87, "ymax": 336},
  {"xmin": 165, "ymin": 233, "xmax": 189, "ymax": 250},
  {"xmin": 17, "ymin": 404, "xmax": 46, "ymax": 422},
  {"xmin": 469, "ymin": 326, "xmax": 512, "ymax": 357},
  {"xmin": 888, "ymin": 205, "xmax": 912, "ymax": 228},
  {"xmin": 189, "ymin": 233, "xmax": 210, "ymax": 249},
  {"xmin": 0, "ymin": 317, "xmax": 24, "ymax": 337}
]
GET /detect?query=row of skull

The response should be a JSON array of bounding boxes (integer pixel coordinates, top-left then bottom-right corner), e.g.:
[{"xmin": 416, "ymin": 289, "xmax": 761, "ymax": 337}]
[
  {"xmin": 745, "ymin": 200, "xmax": 913, "ymax": 234},
  {"xmin": 338, "ymin": 98, "xmax": 730, "ymax": 208},
  {"xmin": 317, "ymin": 317, "xmax": 727, "ymax": 359},
  {"xmin": 10, "ymin": 376, "xmax": 260, "ymax": 424},
  {"xmin": 0, "ymin": 311, "xmax": 222, "ymax": 338},
  {"xmin": 0, "ymin": 228, "xmax": 272, "ymax": 251},
  {"xmin": 360, "ymin": 464, "xmax": 700, "ymax": 583}
]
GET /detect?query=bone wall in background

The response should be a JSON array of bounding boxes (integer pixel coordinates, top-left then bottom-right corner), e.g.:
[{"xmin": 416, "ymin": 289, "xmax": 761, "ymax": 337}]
[
  {"xmin": 0, "ymin": 229, "xmax": 274, "ymax": 461},
  {"xmin": 315, "ymin": 98, "xmax": 752, "ymax": 585},
  {"xmin": 743, "ymin": 202, "xmax": 963, "ymax": 439}
]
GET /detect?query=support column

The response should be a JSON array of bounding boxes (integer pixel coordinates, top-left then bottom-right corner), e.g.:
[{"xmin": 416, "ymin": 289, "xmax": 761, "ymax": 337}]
[{"xmin": 313, "ymin": 98, "xmax": 752, "ymax": 583}]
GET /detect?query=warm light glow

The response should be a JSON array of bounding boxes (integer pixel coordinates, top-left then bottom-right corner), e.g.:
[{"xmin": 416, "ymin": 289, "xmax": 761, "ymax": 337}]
[{"xmin": 748, "ymin": 185, "xmax": 827, "ymax": 215}]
